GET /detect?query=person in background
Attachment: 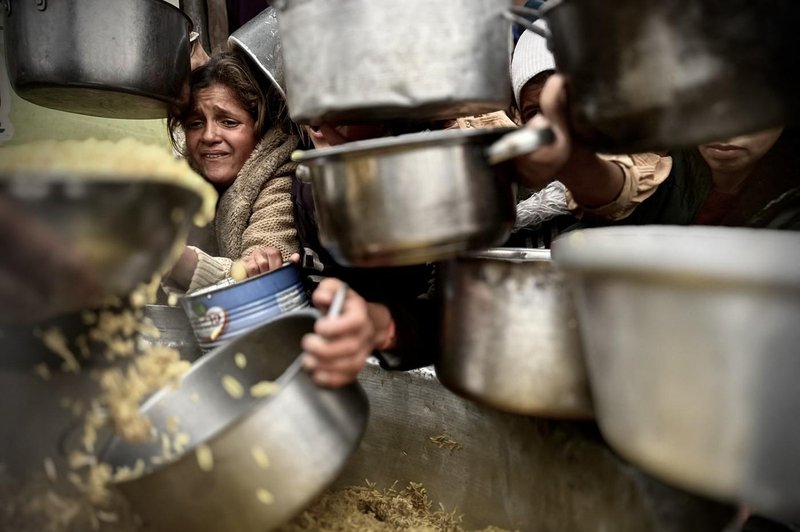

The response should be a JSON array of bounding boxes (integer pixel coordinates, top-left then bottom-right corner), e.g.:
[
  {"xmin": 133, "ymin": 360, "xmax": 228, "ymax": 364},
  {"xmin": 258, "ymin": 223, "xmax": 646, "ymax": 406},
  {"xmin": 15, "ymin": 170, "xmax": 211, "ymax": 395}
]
[
  {"xmin": 505, "ymin": 22, "xmax": 575, "ymax": 248},
  {"xmin": 165, "ymin": 51, "xmax": 300, "ymax": 293},
  {"xmin": 513, "ymin": 73, "xmax": 800, "ymax": 229}
]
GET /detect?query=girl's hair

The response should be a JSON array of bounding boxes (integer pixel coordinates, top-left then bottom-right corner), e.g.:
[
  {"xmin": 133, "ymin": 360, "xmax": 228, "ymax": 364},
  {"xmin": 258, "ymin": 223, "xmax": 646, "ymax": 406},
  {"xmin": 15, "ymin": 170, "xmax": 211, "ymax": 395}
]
[{"xmin": 168, "ymin": 51, "xmax": 292, "ymax": 155}]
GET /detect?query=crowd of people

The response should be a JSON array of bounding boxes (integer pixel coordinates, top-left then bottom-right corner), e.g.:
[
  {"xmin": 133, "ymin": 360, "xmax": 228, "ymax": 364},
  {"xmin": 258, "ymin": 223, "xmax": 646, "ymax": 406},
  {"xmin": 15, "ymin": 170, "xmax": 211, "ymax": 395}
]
[{"xmin": 162, "ymin": 7, "xmax": 798, "ymax": 392}]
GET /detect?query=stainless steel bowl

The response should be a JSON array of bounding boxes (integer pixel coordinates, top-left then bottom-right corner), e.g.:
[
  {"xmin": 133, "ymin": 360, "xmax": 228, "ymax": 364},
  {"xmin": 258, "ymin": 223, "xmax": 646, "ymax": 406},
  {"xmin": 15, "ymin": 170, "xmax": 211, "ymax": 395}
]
[
  {"xmin": 102, "ymin": 310, "xmax": 369, "ymax": 531},
  {"xmin": 553, "ymin": 226, "xmax": 800, "ymax": 519},
  {"xmin": 0, "ymin": 174, "xmax": 203, "ymax": 323},
  {"xmin": 295, "ymin": 128, "xmax": 517, "ymax": 267},
  {"xmin": 436, "ymin": 248, "xmax": 593, "ymax": 418}
]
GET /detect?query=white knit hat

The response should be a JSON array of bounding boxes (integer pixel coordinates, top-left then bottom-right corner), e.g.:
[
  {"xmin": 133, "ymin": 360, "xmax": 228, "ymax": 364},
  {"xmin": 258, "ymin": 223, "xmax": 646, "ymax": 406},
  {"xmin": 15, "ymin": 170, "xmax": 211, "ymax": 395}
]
[{"xmin": 511, "ymin": 20, "xmax": 556, "ymax": 106}]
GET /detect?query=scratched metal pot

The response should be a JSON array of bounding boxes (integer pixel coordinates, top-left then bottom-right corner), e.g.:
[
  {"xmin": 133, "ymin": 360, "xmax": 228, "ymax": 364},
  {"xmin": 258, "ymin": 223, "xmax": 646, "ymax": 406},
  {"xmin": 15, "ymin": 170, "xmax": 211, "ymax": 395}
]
[
  {"xmin": 228, "ymin": 6, "xmax": 285, "ymax": 97},
  {"xmin": 436, "ymin": 248, "xmax": 592, "ymax": 418},
  {"xmin": 512, "ymin": 0, "xmax": 800, "ymax": 153},
  {"xmin": 553, "ymin": 226, "xmax": 800, "ymax": 520},
  {"xmin": 102, "ymin": 310, "xmax": 369, "ymax": 532},
  {"xmin": 296, "ymin": 128, "xmax": 529, "ymax": 267},
  {"xmin": 273, "ymin": 0, "xmax": 513, "ymax": 124},
  {"xmin": 2, "ymin": 0, "xmax": 192, "ymax": 118}
]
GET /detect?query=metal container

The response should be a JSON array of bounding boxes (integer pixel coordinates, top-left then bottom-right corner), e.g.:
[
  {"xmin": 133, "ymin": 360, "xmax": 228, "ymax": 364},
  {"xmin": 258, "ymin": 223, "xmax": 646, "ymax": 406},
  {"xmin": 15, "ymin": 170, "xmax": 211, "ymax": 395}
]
[
  {"xmin": 228, "ymin": 7, "xmax": 285, "ymax": 97},
  {"xmin": 102, "ymin": 310, "xmax": 369, "ymax": 532},
  {"xmin": 0, "ymin": 306, "xmax": 201, "ymax": 478},
  {"xmin": 514, "ymin": 0, "xmax": 800, "ymax": 153},
  {"xmin": 552, "ymin": 226, "xmax": 800, "ymax": 520},
  {"xmin": 181, "ymin": 263, "xmax": 308, "ymax": 351},
  {"xmin": 273, "ymin": 0, "xmax": 513, "ymax": 124},
  {"xmin": 2, "ymin": 0, "xmax": 192, "ymax": 119},
  {"xmin": 436, "ymin": 248, "xmax": 592, "ymax": 418},
  {"xmin": 337, "ymin": 362, "xmax": 735, "ymax": 532},
  {"xmin": 0, "ymin": 174, "xmax": 203, "ymax": 324},
  {"xmin": 296, "ymin": 128, "xmax": 520, "ymax": 267}
]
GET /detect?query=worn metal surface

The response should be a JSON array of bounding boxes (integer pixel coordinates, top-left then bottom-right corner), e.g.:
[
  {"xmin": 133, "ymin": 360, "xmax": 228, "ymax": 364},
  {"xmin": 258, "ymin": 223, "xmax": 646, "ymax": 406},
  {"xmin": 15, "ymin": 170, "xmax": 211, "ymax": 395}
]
[
  {"xmin": 553, "ymin": 226, "xmax": 800, "ymax": 520},
  {"xmin": 0, "ymin": 305, "xmax": 201, "ymax": 477},
  {"xmin": 437, "ymin": 248, "xmax": 593, "ymax": 418},
  {"xmin": 0, "ymin": 176, "xmax": 202, "ymax": 323},
  {"xmin": 228, "ymin": 7, "xmax": 285, "ymax": 97},
  {"xmin": 3, "ymin": 0, "xmax": 192, "ymax": 119},
  {"xmin": 540, "ymin": 0, "xmax": 800, "ymax": 153},
  {"xmin": 274, "ymin": 0, "xmax": 513, "ymax": 124},
  {"xmin": 297, "ymin": 129, "xmax": 516, "ymax": 267},
  {"xmin": 103, "ymin": 310, "xmax": 369, "ymax": 532},
  {"xmin": 335, "ymin": 362, "xmax": 734, "ymax": 531}
]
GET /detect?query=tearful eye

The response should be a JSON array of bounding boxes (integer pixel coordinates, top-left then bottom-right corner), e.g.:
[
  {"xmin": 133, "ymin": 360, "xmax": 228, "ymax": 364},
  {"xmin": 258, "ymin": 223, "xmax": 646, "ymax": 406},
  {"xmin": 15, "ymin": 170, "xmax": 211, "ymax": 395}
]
[{"xmin": 186, "ymin": 120, "xmax": 204, "ymax": 130}]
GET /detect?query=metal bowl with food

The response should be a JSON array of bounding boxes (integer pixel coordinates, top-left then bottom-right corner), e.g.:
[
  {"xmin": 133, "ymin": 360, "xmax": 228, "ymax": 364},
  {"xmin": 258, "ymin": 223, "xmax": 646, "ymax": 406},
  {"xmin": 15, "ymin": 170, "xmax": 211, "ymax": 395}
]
[
  {"xmin": 436, "ymin": 248, "xmax": 593, "ymax": 418},
  {"xmin": 181, "ymin": 263, "xmax": 309, "ymax": 351},
  {"xmin": 295, "ymin": 128, "xmax": 524, "ymax": 267},
  {"xmin": 552, "ymin": 226, "xmax": 800, "ymax": 519},
  {"xmin": 101, "ymin": 309, "xmax": 369, "ymax": 532},
  {"xmin": 0, "ymin": 139, "xmax": 217, "ymax": 324}
]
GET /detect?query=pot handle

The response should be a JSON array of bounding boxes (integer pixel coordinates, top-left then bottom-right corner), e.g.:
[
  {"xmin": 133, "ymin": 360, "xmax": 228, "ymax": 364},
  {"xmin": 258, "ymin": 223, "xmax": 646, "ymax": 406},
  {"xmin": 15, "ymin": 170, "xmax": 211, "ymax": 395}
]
[
  {"xmin": 502, "ymin": 5, "xmax": 551, "ymax": 40},
  {"xmin": 486, "ymin": 126, "xmax": 555, "ymax": 165}
]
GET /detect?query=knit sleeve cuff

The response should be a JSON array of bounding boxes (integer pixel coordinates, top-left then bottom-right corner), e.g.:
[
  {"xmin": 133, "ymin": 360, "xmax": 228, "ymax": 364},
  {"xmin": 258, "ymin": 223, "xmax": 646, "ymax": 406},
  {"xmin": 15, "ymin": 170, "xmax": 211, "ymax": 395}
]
[{"xmin": 187, "ymin": 246, "xmax": 233, "ymax": 293}]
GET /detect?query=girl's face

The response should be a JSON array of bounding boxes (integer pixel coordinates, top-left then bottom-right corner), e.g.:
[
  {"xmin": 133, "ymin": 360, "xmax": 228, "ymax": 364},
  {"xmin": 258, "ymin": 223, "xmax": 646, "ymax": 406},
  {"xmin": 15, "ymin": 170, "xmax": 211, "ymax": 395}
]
[
  {"xmin": 698, "ymin": 127, "xmax": 783, "ymax": 176},
  {"xmin": 184, "ymin": 84, "xmax": 259, "ymax": 188}
]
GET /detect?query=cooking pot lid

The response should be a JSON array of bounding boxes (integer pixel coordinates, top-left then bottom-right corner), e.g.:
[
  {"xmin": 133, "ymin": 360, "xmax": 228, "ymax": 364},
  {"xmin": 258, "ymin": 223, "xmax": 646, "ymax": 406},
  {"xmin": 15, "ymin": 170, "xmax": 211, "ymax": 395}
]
[{"xmin": 292, "ymin": 127, "xmax": 515, "ymax": 162}]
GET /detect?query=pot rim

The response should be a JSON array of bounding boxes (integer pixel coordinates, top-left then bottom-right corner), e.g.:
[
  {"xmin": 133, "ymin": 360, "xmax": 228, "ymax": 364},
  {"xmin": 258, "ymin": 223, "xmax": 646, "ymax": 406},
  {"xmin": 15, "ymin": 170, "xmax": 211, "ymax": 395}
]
[
  {"xmin": 182, "ymin": 262, "xmax": 299, "ymax": 299},
  {"xmin": 464, "ymin": 247, "xmax": 551, "ymax": 262},
  {"xmin": 293, "ymin": 127, "xmax": 515, "ymax": 162},
  {"xmin": 552, "ymin": 226, "xmax": 800, "ymax": 288}
]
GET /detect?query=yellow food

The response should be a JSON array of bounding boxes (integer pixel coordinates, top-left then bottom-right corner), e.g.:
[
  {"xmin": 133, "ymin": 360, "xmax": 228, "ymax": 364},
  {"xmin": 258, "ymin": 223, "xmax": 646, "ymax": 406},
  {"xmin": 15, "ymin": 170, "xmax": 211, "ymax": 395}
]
[
  {"xmin": 230, "ymin": 261, "xmax": 248, "ymax": 282},
  {"xmin": 196, "ymin": 445, "xmax": 214, "ymax": 472},
  {"xmin": 250, "ymin": 381, "xmax": 280, "ymax": 398},
  {"xmin": 256, "ymin": 488, "xmax": 274, "ymax": 505},
  {"xmin": 251, "ymin": 446, "xmax": 270, "ymax": 470},
  {"xmin": 234, "ymin": 352, "xmax": 248, "ymax": 369},
  {"xmin": 0, "ymin": 138, "xmax": 217, "ymax": 226},
  {"xmin": 222, "ymin": 375, "xmax": 244, "ymax": 399}
]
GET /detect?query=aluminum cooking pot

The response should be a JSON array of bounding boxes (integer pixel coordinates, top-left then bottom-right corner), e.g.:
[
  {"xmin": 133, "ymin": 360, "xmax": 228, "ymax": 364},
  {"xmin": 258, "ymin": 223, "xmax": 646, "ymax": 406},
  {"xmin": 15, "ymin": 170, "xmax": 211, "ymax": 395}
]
[
  {"xmin": 228, "ymin": 6, "xmax": 285, "ymax": 98},
  {"xmin": 295, "ymin": 127, "xmax": 553, "ymax": 267},
  {"xmin": 102, "ymin": 309, "xmax": 369, "ymax": 532},
  {"xmin": 2, "ymin": 0, "xmax": 192, "ymax": 119},
  {"xmin": 552, "ymin": 226, "xmax": 800, "ymax": 520},
  {"xmin": 273, "ymin": 0, "xmax": 513, "ymax": 124},
  {"xmin": 510, "ymin": 0, "xmax": 800, "ymax": 153},
  {"xmin": 436, "ymin": 248, "xmax": 592, "ymax": 418}
]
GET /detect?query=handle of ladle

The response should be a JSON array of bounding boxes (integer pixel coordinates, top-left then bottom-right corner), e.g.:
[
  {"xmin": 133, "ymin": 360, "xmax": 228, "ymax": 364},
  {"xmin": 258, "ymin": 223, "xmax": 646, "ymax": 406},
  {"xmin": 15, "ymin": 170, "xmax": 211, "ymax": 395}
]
[{"xmin": 326, "ymin": 282, "xmax": 348, "ymax": 319}]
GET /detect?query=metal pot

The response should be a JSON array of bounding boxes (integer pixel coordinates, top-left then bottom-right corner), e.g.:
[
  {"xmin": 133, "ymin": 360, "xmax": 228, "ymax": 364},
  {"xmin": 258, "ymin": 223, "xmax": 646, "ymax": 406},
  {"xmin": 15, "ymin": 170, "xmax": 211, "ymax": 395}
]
[
  {"xmin": 296, "ymin": 128, "xmax": 537, "ymax": 267},
  {"xmin": 181, "ymin": 263, "xmax": 309, "ymax": 351},
  {"xmin": 228, "ymin": 6, "xmax": 285, "ymax": 98},
  {"xmin": 102, "ymin": 310, "xmax": 369, "ymax": 532},
  {"xmin": 273, "ymin": 0, "xmax": 513, "ymax": 124},
  {"xmin": 436, "ymin": 248, "xmax": 592, "ymax": 418},
  {"xmin": 2, "ymin": 0, "xmax": 192, "ymax": 119},
  {"xmin": 512, "ymin": 0, "xmax": 800, "ymax": 153},
  {"xmin": 0, "ymin": 305, "xmax": 201, "ymax": 478},
  {"xmin": 552, "ymin": 226, "xmax": 800, "ymax": 520}
]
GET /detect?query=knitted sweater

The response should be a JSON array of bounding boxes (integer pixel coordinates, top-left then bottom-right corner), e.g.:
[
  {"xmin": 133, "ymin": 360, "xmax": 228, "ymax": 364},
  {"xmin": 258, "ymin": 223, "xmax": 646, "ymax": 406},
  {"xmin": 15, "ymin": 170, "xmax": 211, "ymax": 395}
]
[{"xmin": 189, "ymin": 127, "xmax": 300, "ymax": 292}]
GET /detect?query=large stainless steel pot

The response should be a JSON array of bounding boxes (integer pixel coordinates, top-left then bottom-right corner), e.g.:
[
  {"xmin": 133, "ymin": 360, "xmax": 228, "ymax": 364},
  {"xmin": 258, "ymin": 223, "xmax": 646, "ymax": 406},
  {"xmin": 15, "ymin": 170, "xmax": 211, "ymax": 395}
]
[
  {"xmin": 296, "ymin": 128, "xmax": 524, "ymax": 267},
  {"xmin": 512, "ymin": 0, "xmax": 800, "ymax": 153},
  {"xmin": 2, "ymin": 0, "xmax": 192, "ymax": 119},
  {"xmin": 102, "ymin": 310, "xmax": 369, "ymax": 532},
  {"xmin": 552, "ymin": 226, "xmax": 800, "ymax": 520},
  {"xmin": 273, "ymin": 0, "xmax": 513, "ymax": 124},
  {"xmin": 436, "ymin": 248, "xmax": 592, "ymax": 418}
]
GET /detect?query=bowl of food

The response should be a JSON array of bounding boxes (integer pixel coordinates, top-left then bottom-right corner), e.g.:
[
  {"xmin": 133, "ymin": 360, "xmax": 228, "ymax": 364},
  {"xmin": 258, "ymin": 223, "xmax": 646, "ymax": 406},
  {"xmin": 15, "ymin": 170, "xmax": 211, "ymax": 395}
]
[
  {"xmin": 553, "ymin": 226, "xmax": 800, "ymax": 519},
  {"xmin": 101, "ymin": 309, "xmax": 369, "ymax": 532},
  {"xmin": 0, "ymin": 139, "xmax": 216, "ymax": 324}
]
